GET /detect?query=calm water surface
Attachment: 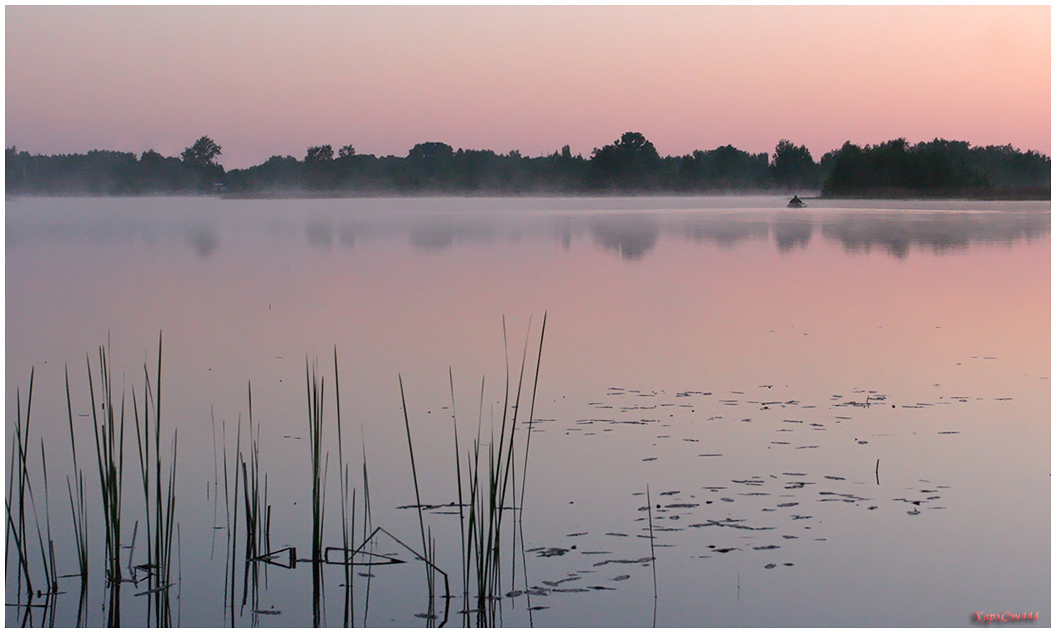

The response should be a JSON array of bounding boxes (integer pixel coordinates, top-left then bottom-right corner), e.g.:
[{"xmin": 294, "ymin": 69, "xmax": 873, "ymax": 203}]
[{"xmin": 5, "ymin": 196, "xmax": 1050, "ymax": 627}]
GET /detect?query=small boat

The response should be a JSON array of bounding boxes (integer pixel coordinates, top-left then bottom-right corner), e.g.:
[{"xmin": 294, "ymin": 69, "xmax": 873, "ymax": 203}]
[{"xmin": 787, "ymin": 195, "xmax": 806, "ymax": 208}]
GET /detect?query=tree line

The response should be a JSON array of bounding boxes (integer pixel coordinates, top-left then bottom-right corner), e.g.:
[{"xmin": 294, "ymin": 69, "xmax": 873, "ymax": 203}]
[{"xmin": 6, "ymin": 132, "xmax": 1049, "ymax": 198}]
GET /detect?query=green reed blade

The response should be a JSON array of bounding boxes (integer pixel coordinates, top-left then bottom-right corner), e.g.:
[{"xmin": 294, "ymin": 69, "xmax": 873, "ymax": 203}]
[{"xmin": 399, "ymin": 374, "xmax": 432, "ymax": 594}]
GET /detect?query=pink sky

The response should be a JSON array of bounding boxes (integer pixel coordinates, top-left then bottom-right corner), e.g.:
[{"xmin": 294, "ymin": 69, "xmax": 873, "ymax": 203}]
[{"xmin": 6, "ymin": 5, "xmax": 1051, "ymax": 169}]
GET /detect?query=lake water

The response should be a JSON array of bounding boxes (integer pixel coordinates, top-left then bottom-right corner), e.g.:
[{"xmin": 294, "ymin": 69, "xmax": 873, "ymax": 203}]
[{"xmin": 5, "ymin": 195, "xmax": 1050, "ymax": 627}]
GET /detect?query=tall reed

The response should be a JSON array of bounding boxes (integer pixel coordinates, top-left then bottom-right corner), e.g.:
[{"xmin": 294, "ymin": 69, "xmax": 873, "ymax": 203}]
[
  {"xmin": 209, "ymin": 409, "xmax": 220, "ymax": 559},
  {"xmin": 647, "ymin": 484, "xmax": 658, "ymax": 627},
  {"xmin": 6, "ymin": 368, "xmax": 59, "ymax": 608},
  {"xmin": 356, "ymin": 437, "xmax": 382, "ymax": 626},
  {"xmin": 518, "ymin": 312, "xmax": 546, "ymax": 511},
  {"xmin": 221, "ymin": 416, "xmax": 242, "ymax": 627},
  {"xmin": 306, "ymin": 359, "xmax": 327, "ymax": 564},
  {"xmin": 305, "ymin": 358, "xmax": 329, "ymax": 627},
  {"xmin": 450, "ymin": 315, "xmax": 547, "ymax": 625},
  {"xmin": 131, "ymin": 333, "xmax": 177, "ymax": 625},
  {"xmin": 398, "ymin": 374, "xmax": 434, "ymax": 601},
  {"xmin": 448, "ymin": 368, "xmax": 470, "ymax": 622},
  {"xmin": 86, "ymin": 339, "xmax": 126, "ymax": 585},
  {"xmin": 239, "ymin": 381, "xmax": 267, "ymax": 563},
  {"xmin": 64, "ymin": 365, "xmax": 89, "ymax": 583},
  {"xmin": 37, "ymin": 438, "xmax": 58, "ymax": 596},
  {"xmin": 333, "ymin": 347, "xmax": 357, "ymax": 627},
  {"xmin": 7, "ymin": 370, "xmax": 36, "ymax": 597}
]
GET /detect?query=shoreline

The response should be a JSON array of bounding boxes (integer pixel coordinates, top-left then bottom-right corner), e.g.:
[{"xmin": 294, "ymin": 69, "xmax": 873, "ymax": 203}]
[{"xmin": 6, "ymin": 190, "xmax": 1049, "ymax": 202}]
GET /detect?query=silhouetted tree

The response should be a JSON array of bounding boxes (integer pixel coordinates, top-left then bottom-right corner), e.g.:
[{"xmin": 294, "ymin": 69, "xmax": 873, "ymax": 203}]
[
  {"xmin": 139, "ymin": 149, "xmax": 189, "ymax": 193},
  {"xmin": 181, "ymin": 136, "xmax": 222, "ymax": 167},
  {"xmin": 180, "ymin": 136, "xmax": 224, "ymax": 191},
  {"xmin": 305, "ymin": 145, "xmax": 334, "ymax": 162},
  {"xmin": 679, "ymin": 145, "xmax": 770, "ymax": 191},
  {"xmin": 405, "ymin": 142, "xmax": 456, "ymax": 190},
  {"xmin": 224, "ymin": 155, "xmax": 301, "ymax": 192},
  {"xmin": 407, "ymin": 141, "xmax": 454, "ymax": 164},
  {"xmin": 771, "ymin": 139, "xmax": 818, "ymax": 191},
  {"xmin": 968, "ymin": 144, "xmax": 1050, "ymax": 195},
  {"xmin": 817, "ymin": 148, "xmax": 841, "ymax": 185},
  {"xmin": 302, "ymin": 145, "xmax": 337, "ymax": 189},
  {"xmin": 589, "ymin": 132, "xmax": 663, "ymax": 191},
  {"xmin": 6, "ymin": 135, "xmax": 1047, "ymax": 199},
  {"xmin": 820, "ymin": 138, "xmax": 1014, "ymax": 198},
  {"xmin": 6, "ymin": 146, "xmax": 27, "ymax": 192}
]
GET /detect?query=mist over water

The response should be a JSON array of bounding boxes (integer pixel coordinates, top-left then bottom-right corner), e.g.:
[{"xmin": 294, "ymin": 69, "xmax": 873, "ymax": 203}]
[
  {"xmin": 8, "ymin": 195, "xmax": 1047, "ymax": 259},
  {"xmin": 6, "ymin": 195, "xmax": 1049, "ymax": 627}
]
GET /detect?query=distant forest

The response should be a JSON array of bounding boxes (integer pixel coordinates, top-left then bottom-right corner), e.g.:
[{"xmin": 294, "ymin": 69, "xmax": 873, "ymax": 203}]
[{"xmin": 6, "ymin": 132, "xmax": 1050, "ymax": 199}]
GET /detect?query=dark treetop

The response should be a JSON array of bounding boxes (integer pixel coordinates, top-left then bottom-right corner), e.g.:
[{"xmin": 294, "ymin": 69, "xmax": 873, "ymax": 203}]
[{"xmin": 6, "ymin": 133, "xmax": 1050, "ymax": 199}]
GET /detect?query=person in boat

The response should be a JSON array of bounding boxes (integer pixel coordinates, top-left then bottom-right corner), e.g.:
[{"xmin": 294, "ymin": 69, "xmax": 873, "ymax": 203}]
[{"xmin": 787, "ymin": 195, "xmax": 805, "ymax": 208}]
